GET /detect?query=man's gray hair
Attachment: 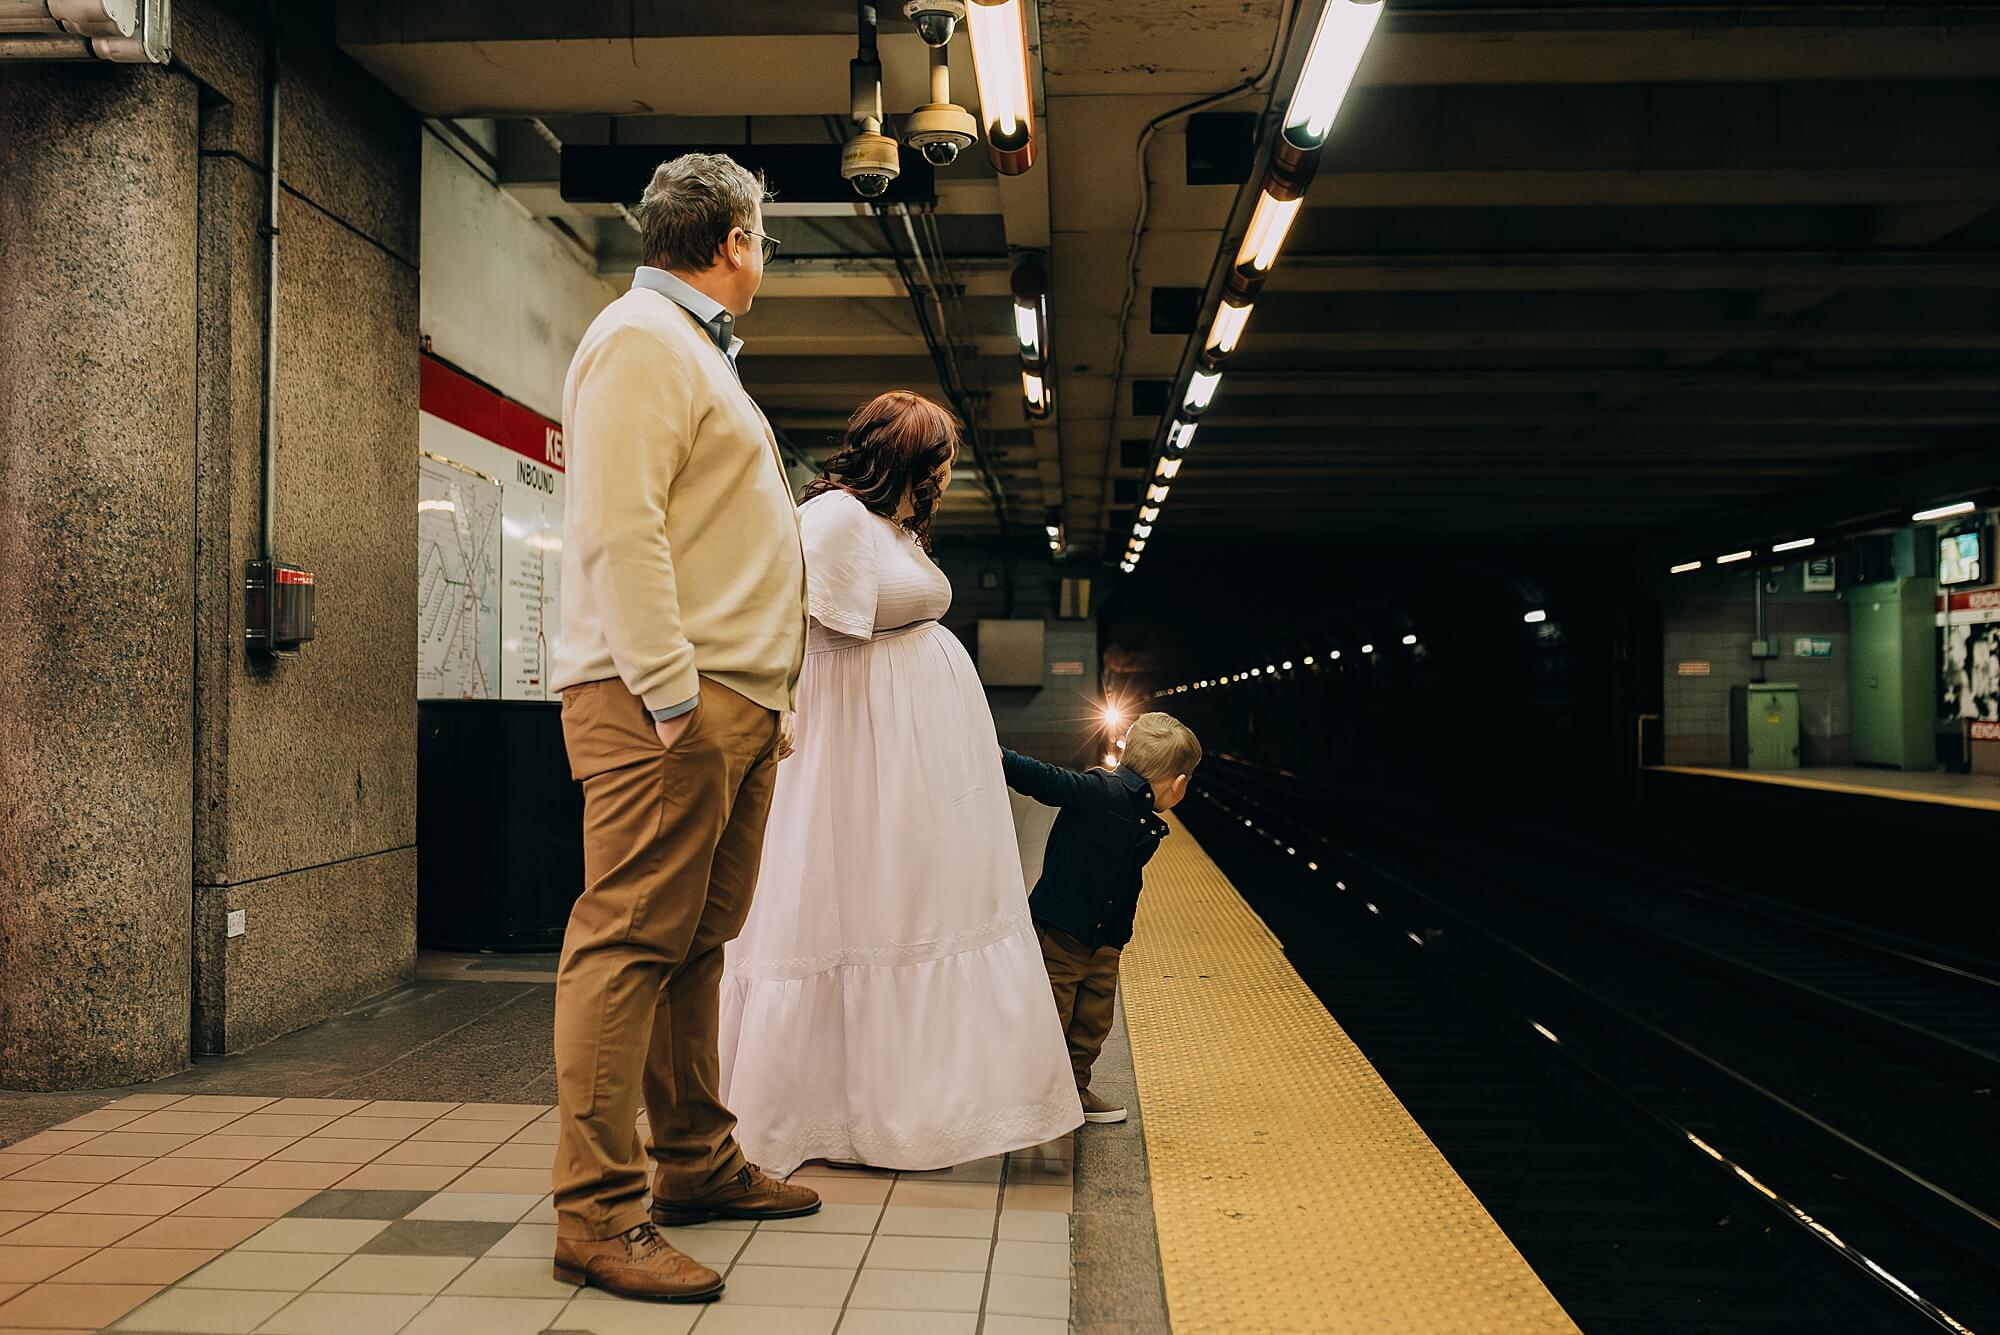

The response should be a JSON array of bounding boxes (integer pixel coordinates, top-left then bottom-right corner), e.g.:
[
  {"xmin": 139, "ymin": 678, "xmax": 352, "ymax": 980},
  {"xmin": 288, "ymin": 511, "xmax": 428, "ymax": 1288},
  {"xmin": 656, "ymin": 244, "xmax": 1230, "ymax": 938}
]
[{"xmin": 634, "ymin": 153, "xmax": 771, "ymax": 272}]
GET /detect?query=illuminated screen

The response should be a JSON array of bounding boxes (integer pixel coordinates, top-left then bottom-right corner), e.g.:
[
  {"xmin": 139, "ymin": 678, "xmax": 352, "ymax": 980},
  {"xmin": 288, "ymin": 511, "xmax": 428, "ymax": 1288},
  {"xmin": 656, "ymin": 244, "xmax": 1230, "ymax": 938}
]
[{"xmin": 1940, "ymin": 530, "xmax": 1984, "ymax": 587}]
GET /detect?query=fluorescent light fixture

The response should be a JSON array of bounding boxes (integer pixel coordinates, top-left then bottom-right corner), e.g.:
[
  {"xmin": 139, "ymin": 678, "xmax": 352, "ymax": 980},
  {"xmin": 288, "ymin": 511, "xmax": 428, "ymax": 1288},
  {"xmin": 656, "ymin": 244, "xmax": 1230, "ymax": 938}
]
[
  {"xmin": 1022, "ymin": 370, "xmax": 1047, "ymax": 411},
  {"xmin": 1205, "ymin": 301, "xmax": 1253, "ymax": 356},
  {"xmin": 1139, "ymin": 505, "xmax": 1160, "ymax": 523},
  {"xmin": 1523, "ymin": 610, "xmax": 1547, "ymax": 624},
  {"xmin": 1147, "ymin": 483, "xmax": 1171, "ymax": 503},
  {"xmin": 1716, "ymin": 550, "xmax": 1753, "ymax": 564},
  {"xmin": 1014, "ymin": 303, "xmax": 1041, "ymax": 357},
  {"xmin": 1168, "ymin": 420, "xmax": 1199, "ymax": 452},
  {"xmin": 1156, "ymin": 456, "xmax": 1182, "ymax": 480},
  {"xmin": 1669, "ymin": 561, "xmax": 1702, "ymax": 575},
  {"xmin": 1184, "ymin": 370, "xmax": 1222, "ymax": 412},
  {"xmin": 1772, "ymin": 537, "xmax": 1815, "ymax": 553},
  {"xmin": 1236, "ymin": 191, "xmax": 1303, "ymax": 273},
  {"xmin": 1401, "ymin": 634, "xmax": 1417, "ymax": 646},
  {"xmin": 1284, "ymin": 0, "xmax": 1385, "ymax": 146},
  {"xmin": 966, "ymin": 0, "xmax": 1035, "ymax": 170},
  {"xmin": 1133, "ymin": 523, "xmax": 1154, "ymax": 539},
  {"xmin": 1914, "ymin": 501, "xmax": 1977, "ymax": 521}
]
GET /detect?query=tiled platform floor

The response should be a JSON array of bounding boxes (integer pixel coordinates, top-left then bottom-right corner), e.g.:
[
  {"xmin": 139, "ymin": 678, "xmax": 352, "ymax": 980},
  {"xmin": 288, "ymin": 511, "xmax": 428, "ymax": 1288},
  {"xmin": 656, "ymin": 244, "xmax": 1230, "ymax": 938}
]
[{"xmin": 0, "ymin": 1094, "xmax": 1073, "ymax": 1334}]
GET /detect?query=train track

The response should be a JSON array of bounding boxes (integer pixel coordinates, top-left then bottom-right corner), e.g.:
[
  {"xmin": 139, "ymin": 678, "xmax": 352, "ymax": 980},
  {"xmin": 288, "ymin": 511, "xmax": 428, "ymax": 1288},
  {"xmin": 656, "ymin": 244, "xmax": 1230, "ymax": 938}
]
[{"xmin": 1179, "ymin": 758, "xmax": 2000, "ymax": 1333}]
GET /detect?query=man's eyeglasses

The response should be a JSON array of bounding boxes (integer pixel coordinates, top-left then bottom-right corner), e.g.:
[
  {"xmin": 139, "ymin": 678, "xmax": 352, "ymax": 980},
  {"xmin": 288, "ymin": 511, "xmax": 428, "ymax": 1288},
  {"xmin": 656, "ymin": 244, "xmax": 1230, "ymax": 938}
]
[{"xmin": 742, "ymin": 229, "xmax": 781, "ymax": 264}]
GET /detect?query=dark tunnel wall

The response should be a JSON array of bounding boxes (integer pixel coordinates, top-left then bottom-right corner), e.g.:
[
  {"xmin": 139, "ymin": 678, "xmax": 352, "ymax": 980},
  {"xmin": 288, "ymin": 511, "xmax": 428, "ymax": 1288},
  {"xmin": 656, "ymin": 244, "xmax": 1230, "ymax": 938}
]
[{"xmin": 1100, "ymin": 544, "xmax": 1663, "ymax": 822}]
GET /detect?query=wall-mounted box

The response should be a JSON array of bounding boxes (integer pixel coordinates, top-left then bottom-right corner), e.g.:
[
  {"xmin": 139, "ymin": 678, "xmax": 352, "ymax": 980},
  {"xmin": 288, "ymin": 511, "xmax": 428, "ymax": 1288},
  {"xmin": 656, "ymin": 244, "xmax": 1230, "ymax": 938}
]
[{"xmin": 977, "ymin": 619, "xmax": 1045, "ymax": 687}]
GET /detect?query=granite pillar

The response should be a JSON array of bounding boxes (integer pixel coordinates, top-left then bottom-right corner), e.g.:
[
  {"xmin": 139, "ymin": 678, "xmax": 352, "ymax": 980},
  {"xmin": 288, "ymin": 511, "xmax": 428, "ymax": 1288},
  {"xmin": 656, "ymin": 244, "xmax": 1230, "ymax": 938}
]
[{"xmin": 0, "ymin": 66, "xmax": 200, "ymax": 1090}]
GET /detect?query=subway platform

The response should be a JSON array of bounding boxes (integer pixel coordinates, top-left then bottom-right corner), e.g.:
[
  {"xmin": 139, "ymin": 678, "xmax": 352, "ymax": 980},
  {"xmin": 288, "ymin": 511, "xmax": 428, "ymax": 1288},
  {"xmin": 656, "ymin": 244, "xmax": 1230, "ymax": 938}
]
[{"xmin": 0, "ymin": 803, "xmax": 1575, "ymax": 1335}]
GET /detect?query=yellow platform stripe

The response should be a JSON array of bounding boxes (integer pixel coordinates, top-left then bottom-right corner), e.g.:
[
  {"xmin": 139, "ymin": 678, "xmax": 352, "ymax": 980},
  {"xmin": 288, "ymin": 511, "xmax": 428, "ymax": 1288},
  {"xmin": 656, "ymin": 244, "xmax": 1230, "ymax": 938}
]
[
  {"xmin": 1120, "ymin": 815, "xmax": 1582, "ymax": 1335},
  {"xmin": 1653, "ymin": 764, "xmax": 2000, "ymax": 812}
]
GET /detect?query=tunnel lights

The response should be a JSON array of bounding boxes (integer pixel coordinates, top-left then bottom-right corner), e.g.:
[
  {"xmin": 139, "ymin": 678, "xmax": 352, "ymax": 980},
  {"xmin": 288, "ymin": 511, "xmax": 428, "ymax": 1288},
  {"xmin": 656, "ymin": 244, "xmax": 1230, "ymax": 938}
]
[
  {"xmin": 1129, "ymin": 539, "xmax": 1146, "ymax": 553},
  {"xmin": 1914, "ymin": 501, "xmax": 1977, "ymax": 522},
  {"xmin": 1266, "ymin": 663, "xmax": 1277, "ymax": 673},
  {"xmin": 1167, "ymin": 420, "xmax": 1199, "ymax": 453},
  {"xmin": 1044, "ymin": 524, "xmax": 1060, "ymax": 538},
  {"xmin": 1772, "ymin": 537, "xmax": 1816, "ymax": 553},
  {"xmin": 1139, "ymin": 505, "xmax": 1160, "ymax": 523},
  {"xmin": 1715, "ymin": 550, "xmax": 1753, "ymax": 565},
  {"xmin": 1282, "ymin": 660, "xmax": 1294, "ymax": 671},
  {"xmin": 966, "ymin": 0, "xmax": 1036, "ymax": 174},
  {"xmin": 1205, "ymin": 301, "xmax": 1254, "ymax": 357},
  {"xmin": 1669, "ymin": 561, "xmax": 1702, "ymax": 574},
  {"xmin": 1361, "ymin": 643, "xmax": 1375, "ymax": 654},
  {"xmin": 1235, "ymin": 191, "xmax": 1304, "ymax": 274},
  {"xmin": 1284, "ymin": 0, "xmax": 1385, "ymax": 148},
  {"xmin": 1147, "ymin": 483, "xmax": 1171, "ymax": 503},
  {"xmin": 1330, "ymin": 650, "xmax": 1342, "ymax": 661},
  {"xmin": 1401, "ymin": 634, "xmax": 1418, "ymax": 646},
  {"xmin": 1155, "ymin": 457, "xmax": 1183, "ymax": 481},
  {"xmin": 1303, "ymin": 655, "xmax": 1315, "ymax": 666},
  {"xmin": 1184, "ymin": 370, "xmax": 1222, "ymax": 413},
  {"xmin": 1524, "ymin": 610, "xmax": 1548, "ymax": 624},
  {"xmin": 1102, "ymin": 704, "xmax": 1124, "ymax": 727},
  {"xmin": 1134, "ymin": 523, "xmax": 1154, "ymax": 540},
  {"xmin": 1252, "ymin": 668, "xmax": 1262, "ymax": 677},
  {"xmin": 1120, "ymin": 561, "xmax": 1136, "ymax": 573}
]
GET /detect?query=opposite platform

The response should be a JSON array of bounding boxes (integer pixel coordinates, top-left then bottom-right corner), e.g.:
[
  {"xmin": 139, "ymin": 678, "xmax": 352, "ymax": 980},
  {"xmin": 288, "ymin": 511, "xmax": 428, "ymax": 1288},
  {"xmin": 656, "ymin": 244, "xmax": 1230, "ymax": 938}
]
[{"xmin": 1118, "ymin": 814, "xmax": 1582, "ymax": 1335}]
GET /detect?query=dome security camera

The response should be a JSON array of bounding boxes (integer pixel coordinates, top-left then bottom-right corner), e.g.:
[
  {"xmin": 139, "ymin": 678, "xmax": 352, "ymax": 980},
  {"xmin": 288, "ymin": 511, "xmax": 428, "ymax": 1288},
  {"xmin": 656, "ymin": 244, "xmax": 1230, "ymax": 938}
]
[
  {"xmin": 904, "ymin": 101, "xmax": 978, "ymax": 167},
  {"xmin": 842, "ymin": 128, "xmax": 902, "ymax": 198},
  {"xmin": 903, "ymin": 0, "xmax": 967, "ymax": 46}
]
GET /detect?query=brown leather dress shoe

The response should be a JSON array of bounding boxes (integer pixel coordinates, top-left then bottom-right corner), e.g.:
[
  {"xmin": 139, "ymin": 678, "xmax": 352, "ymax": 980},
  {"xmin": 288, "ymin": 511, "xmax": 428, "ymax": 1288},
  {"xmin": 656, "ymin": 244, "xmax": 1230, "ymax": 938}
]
[
  {"xmin": 553, "ymin": 1220, "xmax": 723, "ymax": 1302},
  {"xmin": 651, "ymin": 1163, "xmax": 822, "ymax": 1227}
]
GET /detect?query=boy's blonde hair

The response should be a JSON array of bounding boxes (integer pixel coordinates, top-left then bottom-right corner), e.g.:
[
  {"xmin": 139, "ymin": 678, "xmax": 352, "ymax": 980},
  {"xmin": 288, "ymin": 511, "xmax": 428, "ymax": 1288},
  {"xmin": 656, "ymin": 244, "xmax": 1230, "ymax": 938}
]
[{"xmin": 1120, "ymin": 712, "xmax": 1202, "ymax": 784}]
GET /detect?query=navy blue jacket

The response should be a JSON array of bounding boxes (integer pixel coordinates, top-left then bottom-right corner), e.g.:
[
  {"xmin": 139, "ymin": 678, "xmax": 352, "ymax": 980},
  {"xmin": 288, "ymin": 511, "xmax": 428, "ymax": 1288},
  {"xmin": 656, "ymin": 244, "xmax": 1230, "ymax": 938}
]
[{"xmin": 1002, "ymin": 749, "xmax": 1169, "ymax": 951}]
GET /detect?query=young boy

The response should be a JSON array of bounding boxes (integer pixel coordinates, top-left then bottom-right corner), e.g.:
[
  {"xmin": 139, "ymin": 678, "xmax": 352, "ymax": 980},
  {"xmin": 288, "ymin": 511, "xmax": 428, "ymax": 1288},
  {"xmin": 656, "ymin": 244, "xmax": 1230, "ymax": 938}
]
[{"xmin": 1001, "ymin": 712, "xmax": 1202, "ymax": 1124}]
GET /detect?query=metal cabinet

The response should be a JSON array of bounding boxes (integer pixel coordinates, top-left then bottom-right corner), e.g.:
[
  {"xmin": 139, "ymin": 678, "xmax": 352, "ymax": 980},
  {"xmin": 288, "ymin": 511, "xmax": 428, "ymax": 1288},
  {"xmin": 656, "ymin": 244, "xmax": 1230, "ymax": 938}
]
[{"xmin": 1730, "ymin": 683, "xmax": 1800, "ymax": 770}]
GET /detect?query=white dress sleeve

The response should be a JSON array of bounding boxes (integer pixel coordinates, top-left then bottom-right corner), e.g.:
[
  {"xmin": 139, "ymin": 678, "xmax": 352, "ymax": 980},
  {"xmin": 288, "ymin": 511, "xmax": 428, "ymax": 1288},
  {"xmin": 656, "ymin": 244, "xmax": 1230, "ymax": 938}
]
[{"xmin": 800, "ymin": 491, "xmax": 881, "ymax": 641}]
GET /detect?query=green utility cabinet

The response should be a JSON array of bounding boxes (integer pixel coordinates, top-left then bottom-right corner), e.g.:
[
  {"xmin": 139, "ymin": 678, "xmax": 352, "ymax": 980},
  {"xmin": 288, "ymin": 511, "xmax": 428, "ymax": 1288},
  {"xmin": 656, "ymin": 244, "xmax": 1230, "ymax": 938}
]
[
  {"xmin": 1730, "ymin": 683, "xmax": 1800, "ymax": 770},
  {"xmin": 1849, "ymin": 577, "xmax": 1939, "ymax": 770}
]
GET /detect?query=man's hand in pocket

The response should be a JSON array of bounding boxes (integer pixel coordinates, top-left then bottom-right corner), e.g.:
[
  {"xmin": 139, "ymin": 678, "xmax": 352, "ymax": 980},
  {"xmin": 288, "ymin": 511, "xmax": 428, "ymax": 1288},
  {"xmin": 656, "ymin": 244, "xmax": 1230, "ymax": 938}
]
[{"xmin": 655, "ymin": 707, "xmax": 698, "ymax": 750}]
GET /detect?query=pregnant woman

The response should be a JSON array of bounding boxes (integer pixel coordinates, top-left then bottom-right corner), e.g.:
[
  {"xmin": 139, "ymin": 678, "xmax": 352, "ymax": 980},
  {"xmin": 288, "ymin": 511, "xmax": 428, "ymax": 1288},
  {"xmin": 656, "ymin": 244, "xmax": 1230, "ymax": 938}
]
[{"xmin": 717, "ymin": 390, "xmax": 1083, "ymax": 1174}]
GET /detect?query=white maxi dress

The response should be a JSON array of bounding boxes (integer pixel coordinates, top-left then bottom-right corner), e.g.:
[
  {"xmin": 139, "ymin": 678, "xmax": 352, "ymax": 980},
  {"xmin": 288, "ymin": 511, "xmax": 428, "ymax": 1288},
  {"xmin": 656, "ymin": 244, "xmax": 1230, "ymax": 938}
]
[{"xmin": 718, "ymin": 490, "xmax": 1084, "ymax": 1174}]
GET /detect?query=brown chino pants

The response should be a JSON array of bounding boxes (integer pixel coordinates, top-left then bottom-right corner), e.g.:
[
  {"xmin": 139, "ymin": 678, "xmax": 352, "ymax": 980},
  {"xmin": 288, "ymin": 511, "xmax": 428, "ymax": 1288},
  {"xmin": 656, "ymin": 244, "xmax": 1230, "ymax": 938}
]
[
  {"xmin": 553, "ymin": 676, "xmax": 780, "ymax": 1240},
  {"xmin": 1036, "ymin": 922, "xmax": 1123, "ymax": 1091}
]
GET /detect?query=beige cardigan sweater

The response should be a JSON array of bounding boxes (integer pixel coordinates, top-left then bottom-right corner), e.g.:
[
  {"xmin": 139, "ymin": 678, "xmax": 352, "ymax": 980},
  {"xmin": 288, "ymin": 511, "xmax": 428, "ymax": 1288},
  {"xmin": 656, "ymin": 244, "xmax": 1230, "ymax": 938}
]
[{"xmin": 550, "ymin": 287, "xmax": 807, "ymax": 715}]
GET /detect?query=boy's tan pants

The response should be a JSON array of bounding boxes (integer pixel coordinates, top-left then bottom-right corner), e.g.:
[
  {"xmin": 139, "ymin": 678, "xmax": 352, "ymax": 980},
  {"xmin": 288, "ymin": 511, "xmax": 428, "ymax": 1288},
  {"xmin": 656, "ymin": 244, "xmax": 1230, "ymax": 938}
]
[
  {"xmin": 552, "ymin": 676, "xmax": 780, "ymax": 1240},
  {"xmin": 1036, "ymin": 922, "xmax": 1123, "ymax": 1091}
]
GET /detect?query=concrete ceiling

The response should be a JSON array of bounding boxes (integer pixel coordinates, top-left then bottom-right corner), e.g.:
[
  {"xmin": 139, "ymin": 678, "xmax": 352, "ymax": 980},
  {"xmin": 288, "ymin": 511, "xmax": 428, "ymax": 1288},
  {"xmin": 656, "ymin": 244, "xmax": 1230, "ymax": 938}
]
[{"xmin": 340, "ymin": 0, "xmax": 2000, "ymax": 562}]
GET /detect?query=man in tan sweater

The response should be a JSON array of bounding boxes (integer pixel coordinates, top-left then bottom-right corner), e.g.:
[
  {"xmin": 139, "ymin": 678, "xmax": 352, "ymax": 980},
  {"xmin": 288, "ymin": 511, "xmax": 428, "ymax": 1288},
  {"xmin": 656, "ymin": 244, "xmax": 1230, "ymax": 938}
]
[{"xmin": 547, "ymin": 153, "xmax": 817, "ymax": 1303}]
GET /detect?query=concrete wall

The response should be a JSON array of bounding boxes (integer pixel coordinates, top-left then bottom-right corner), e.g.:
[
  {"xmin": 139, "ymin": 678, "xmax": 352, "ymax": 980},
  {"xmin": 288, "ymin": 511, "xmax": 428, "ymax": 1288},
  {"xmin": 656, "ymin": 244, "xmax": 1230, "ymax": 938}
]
[
  {"xmin": 0, "ymin": 1, "xmax": 424, "ymax": 1086},
  {"xmin": 419, "ymin": 125, "xmax": 614, "ymax": 419},
  {"xmin": 1660, "ymin": 564, "xmax": 1852, "ymax": 767},
  {"xmin": 0, "ymin": 66, "xmax": 201, "ymax": 1091}
]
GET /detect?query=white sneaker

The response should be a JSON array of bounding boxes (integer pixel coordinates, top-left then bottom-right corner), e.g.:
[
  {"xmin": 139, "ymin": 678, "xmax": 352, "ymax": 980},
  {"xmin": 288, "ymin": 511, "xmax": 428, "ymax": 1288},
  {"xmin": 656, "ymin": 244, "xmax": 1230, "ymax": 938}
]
[{"xmin": 1079, "ymin": 1089, "xmax": 1127, "ymax": 1124}]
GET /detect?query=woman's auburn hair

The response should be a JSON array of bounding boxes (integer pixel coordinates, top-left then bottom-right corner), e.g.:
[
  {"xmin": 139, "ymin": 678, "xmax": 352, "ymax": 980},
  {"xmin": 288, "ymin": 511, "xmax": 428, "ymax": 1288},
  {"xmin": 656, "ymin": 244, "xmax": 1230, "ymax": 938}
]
[{"xmin": 801, "ymin": 390, "xmax": 961, "ymax": 551}]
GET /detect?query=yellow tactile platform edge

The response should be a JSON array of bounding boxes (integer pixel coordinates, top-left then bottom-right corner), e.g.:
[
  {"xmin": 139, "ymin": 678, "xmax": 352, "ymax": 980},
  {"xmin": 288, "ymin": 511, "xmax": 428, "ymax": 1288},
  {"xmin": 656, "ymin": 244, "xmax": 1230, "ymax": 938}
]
[
  {"xmin": 1654, "ymin": 764, "xmax": 2000, "ymax": 812},
  {"xmin": 1119, "ymin": 815, "xmax": 1583, "ymax": 1335}
]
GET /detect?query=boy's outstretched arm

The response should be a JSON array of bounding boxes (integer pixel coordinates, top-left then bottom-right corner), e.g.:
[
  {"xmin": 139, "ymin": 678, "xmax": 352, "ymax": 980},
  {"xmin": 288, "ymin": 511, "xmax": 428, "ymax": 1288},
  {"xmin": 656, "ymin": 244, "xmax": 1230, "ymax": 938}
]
[{"xmin": 1001, "ymin": 748, "xmax": 1121, "ymax": 811}]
